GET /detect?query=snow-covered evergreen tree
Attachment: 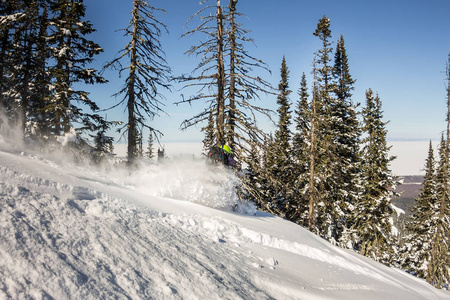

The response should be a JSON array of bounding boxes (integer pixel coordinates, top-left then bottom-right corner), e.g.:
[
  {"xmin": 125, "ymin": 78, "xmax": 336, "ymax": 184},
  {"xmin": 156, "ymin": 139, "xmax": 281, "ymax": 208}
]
[
  {"xmin": 29, "ymin": 2, "xmax": 53, "ymax": 140},
  {"xmin": 401, "ymin": 57, "xmax": 450, "ymax": 288},
  {"xmin": 92, "ymin": 123, "xmax": 114, "ymax": 154},
  {"xmin": 400, "ymin": 141, "xmax": 437, "ymax": 278},
  {"xmin": 292, "ymin": 73, "xmax": 310, "ymax": 160},
  {"xmin": 330, "ymin": 34, "xmax": 362, "ymax": 247},
  {"xmin": 46, "ymin": 0, "xmax": 106, "ymax": 136},
  {"xmin": 427, "ymin": 135, "xmax": 450, "ymax": 288},
  {"xmin": 425, "ymin": 56, "xmax": 450, "ymax": 288},
  {"xmin": 311, "ymin": 15, "xmax": 344, "ymax": 242},
  {"xmin": 5, "ymin": 1, "xmax": 38, "ymax": 138},
  {"xmin": 0, "ymin": 1, "xmax": 23, "ymax": 121},
  {"xmin": 313, "ymin": 15, "xmax": 333, "ymax": 98},
  {"xmin": 145, "ymin": 130, "xmax": 154, "ymax": 160},
  {"xmin": 350, "ymin": 89, "xmax": 398, "ymax": 264},
  {"xmin": 244, "ymin": 136, "xmax": 262, "ymax": 189},
  {"xmin": 201, "ymin": 111, "xmax": 215, "ymax": 156},
  {"xmin": 246, "ymin": 133, "xmax": 279, "ymax": 215},
  {"xmin": 265, "ymin": 56, "xmax": 292, "ymax": 215},
  {"xmin": 306, "ymin": 60, "xmax": 321, "ymax": 232},
  {"xmin": 0, "ymin": 0, "xmax": 51, "ymax": 140},
  {"xmin": 0, "ymin": 1, "xmax": 17, "ymax": 113},
  {"xmin": 0, "ymin": 0, "xmax": 109, "ymax": 147},
  {"xmin": 273, "ymin": 56, "xmax": 292, "ymax": 160},
  {"xmin": 239, "ymin": 134, "xmax": 266, "ymax": 210},
  {"xmin": 291, "ymin": 73, "xmax": 310, "ymax": 226}
]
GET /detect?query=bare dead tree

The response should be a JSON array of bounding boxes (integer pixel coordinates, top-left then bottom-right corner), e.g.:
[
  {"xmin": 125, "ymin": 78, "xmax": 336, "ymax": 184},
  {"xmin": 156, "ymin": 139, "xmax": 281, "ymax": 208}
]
[
  {"xmin": 103, "ymin": 0, "xmax": 170, "ymax": 165},
  {"xmin": 177, "ymin": 0, "xmax": 273, "ymax": 160}
]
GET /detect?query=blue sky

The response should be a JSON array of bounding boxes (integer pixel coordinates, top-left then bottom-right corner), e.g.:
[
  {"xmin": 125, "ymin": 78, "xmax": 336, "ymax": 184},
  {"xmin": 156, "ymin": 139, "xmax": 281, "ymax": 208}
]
[{"xmin": 82, "ymin": 0, "xmax": 450, "ymax": 144}]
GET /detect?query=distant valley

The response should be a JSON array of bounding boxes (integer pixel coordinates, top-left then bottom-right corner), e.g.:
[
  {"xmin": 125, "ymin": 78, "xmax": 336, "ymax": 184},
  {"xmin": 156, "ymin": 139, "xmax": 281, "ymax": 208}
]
[{"xmin": 392, "ymin": 175, "xmax": 423, "ymax": 215}]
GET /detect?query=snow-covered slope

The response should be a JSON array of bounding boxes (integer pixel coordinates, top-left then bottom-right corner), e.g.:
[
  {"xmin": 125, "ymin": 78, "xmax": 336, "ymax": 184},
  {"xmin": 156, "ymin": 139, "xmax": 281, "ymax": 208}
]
[{"xmin": 0, "ymin": 146, "xmax": 449, "ymax": 300}]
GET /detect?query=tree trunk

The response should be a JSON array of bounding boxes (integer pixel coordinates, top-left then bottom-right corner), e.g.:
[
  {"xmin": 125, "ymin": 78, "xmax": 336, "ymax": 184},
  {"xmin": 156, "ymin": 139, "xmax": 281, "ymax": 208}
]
[
  {"xmin": 227, "ymin": 0, "xmax": 237, "ymax": 150},
  {"xmin": 127, "ymin": 0, "xmax": 139, "ymax": 165},
  {"xmin": 0, "ymin": 26, "xmax": 9, "ymax": 107},
  {"xmin": 216, "ymin": 0, "xmax": 225, "ymax": 147},
  {"xmin": 36, "ymin": 6, "xmax": 49, "ymax": 138},
  {"xmin": 21, "ymin": 26, "xmax": 33, "ymax": 140},
  {"xmin": 308, "ymin": 84, "xmax": 317, "ymax": 231}
]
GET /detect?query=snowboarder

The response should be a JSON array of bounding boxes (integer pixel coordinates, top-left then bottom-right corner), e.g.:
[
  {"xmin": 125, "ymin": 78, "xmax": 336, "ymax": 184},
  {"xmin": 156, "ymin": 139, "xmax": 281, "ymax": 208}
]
[{"xmin": 207, "ymin": 144, "xmax": 237, "ymax": 168}]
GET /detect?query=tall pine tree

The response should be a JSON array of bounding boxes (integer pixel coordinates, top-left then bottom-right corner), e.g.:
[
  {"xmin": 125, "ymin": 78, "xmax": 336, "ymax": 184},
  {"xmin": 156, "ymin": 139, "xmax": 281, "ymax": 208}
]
[
  {"xmin": 264, "ymin": 56, "xmax": 292, "ymax": 215},
  {"xmin": 47, "ymin": 0, "xmax": 106, "ymax": 136},
  {"xmin": 145, "ymin": 130, "xmax": 155, "ymax": 160},
  {"xmin": 0, "ymin": 0, "xmax": 108, "ymax": 146},
  {"xmin": 330, "ymin": 34, "xmax": 362, "ymax": 247},
  {"xmin": 426, "ymin": 55, "xmax": 450, "ymax": 288},
  {"xmin": 0, "ymin": 0, "xmax": 51, "ymax": 140},
  {"xmin": 307, "ymin": 58, "xmax": 320, "ymax": 232},
  {"xmin": 291, "ymin": 73, "xmax": 310, "ymax": 226},
  {"xmin": 427, "ymin": 136, "xmax": 450, "ymax": 288},
  {"xmin": 350, "ymin": 89, "xmax": 398, "ymax": 264},
  {"xmin": 202, "ymin": 111, "xmax": 215, "ymax": 156},
  {"xmin": 400, "ymin": 56, "xmax": 450, "ymax": 287},
  {"xmin": 310, "ymin": 15, "xmax": 337, "ymax": 239},
  {"xmin": 401, "ymin": 141, "xmax": 437, "ymax": 278}
]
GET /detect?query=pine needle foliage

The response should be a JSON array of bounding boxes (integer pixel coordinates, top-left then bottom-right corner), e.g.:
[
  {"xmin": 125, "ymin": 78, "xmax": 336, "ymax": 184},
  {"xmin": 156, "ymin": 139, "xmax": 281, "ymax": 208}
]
[
  {"xmin": 425, "ymin": 56, "xmax": 450, "ymax": 288},
  {"xmin": 0, "ymin": 0, "xmax": 43, "ymax": 138},
  {"xmin": 427, "ymin": 136, "xmax": 450, "ymax": 288},
  {"xmin": 329, "ymin": 34, "xmax": 361, "ymax": 246},
  {"xmin": 310, "ymin": 15, "xmax": 337, "ymax": 240},
  {"xmin": 264, "ymin": 56, "xmax": 293, "ymax": 214},
  {"xmin": 0, "ymin": 0, "xmax": 108, "ymax": 143},
  {"xmin": 290, "ymin": 73, "xmax": 310, "ymax": 226},
  {"xmin": 350, "ymin": 89, "xmax": 398, "ymax": 264},
  {"xmin": 401, "ymin": 141, "xmax": 437, "ymax": 278},
  {"xmin": 47, "ymin": 0, "xmax": 107, "ymax": 136},
  {"xmin": 399, "ymin": 56, "xmax": 450, "ymax": 288},
  {"xmin": 146, "ymin": 130, "xmax": 155, "ymax": 160}
]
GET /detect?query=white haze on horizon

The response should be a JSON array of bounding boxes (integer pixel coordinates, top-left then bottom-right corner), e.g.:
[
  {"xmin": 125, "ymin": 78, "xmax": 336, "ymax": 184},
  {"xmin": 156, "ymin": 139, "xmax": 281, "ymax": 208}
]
[
  {"xmin": 114, "ymin": 141, "xmax": 433, "ymax": 176},
  {"xmin": 389, "ymin": 140, "xmax": 439, "ymax": 176}
]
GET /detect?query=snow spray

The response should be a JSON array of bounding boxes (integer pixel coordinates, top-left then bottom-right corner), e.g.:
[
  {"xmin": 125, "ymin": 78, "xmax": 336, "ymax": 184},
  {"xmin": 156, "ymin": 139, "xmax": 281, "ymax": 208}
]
[{"xmin": 123, "ymin": 158, "xmax": 241, "ymax": 211}]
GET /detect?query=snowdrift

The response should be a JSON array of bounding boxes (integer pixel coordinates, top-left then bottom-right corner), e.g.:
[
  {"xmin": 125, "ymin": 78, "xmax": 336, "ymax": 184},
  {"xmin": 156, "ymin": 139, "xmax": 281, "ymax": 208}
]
[{"xmin": 0, "ymin": 143, "xmax": 449, "ymax": 299}]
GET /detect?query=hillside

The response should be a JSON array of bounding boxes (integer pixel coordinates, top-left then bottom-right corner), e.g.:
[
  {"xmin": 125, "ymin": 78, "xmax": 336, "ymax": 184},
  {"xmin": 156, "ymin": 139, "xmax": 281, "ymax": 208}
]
[
  {"xmin": 0, "ymin": 145, "xmax": 449, "ymax": 299},
  {"xmin": 392, "ymin": 175, "xmax": 424, "ymax": 214}
]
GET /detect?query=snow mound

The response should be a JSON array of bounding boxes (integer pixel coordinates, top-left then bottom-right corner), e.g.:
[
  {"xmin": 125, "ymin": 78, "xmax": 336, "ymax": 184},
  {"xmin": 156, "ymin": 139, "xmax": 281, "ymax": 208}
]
[{"xmin": 0, "ymin": 147, "xmax": 449, "ymax": 299}]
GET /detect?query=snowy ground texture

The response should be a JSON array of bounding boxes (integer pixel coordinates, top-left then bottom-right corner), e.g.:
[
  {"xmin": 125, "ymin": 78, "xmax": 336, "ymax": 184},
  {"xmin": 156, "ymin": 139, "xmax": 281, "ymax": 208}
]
[{"xmin": 1, "ymin": 143, "xmax": 450, "ymax": 299}]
